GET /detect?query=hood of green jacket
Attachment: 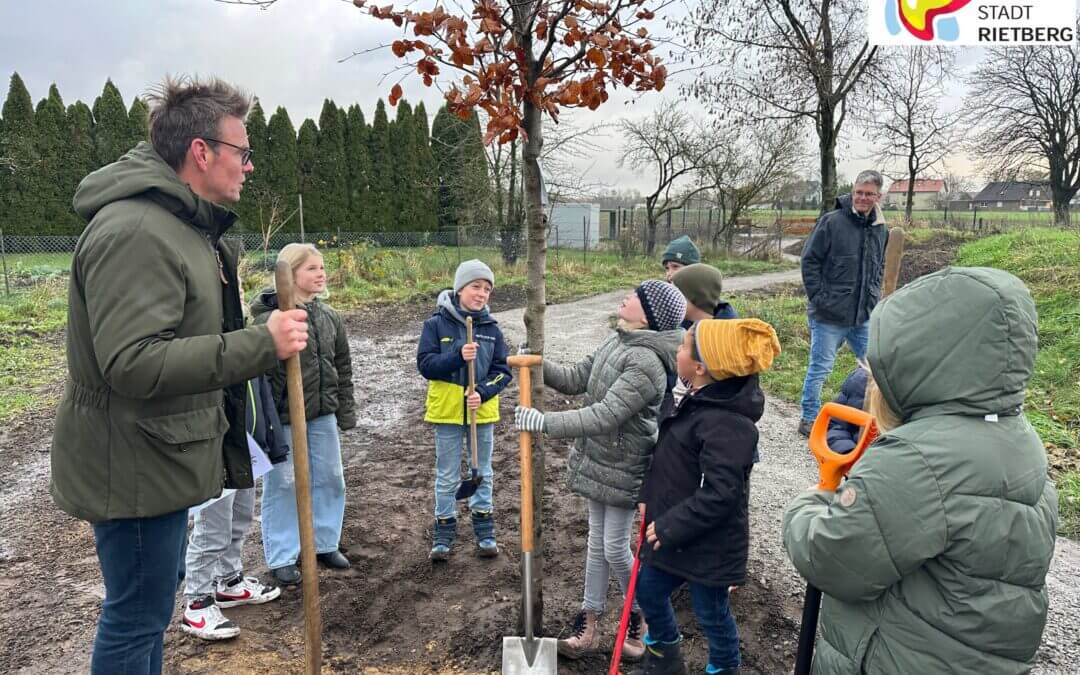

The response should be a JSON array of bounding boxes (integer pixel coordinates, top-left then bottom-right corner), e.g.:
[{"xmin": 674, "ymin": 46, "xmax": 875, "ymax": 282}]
[
  {"xmin": 620, "ymin": 326, "xmax": 681, "ymax": 376},
  {"xmin": 251, "ymin": 287, "xmax": 279, "ymax": 317},
  {"xmin": 868, "ymin": 266, "xmax": 1038, "ymax": 422},
  {"xmin": 73, "ymin": 142, "xmax": 237, "ymax": 237}
]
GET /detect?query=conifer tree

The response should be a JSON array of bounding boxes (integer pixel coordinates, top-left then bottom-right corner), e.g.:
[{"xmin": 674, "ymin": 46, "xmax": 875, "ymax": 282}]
[
  {"xmin": 312, "ymin": 99, "xmax": 349, "ymax": 231},
  {"xmin": 0, "ymin": 73, "xmax": 39, "ymax": 234},
  {"xmin": 91, "ymin": 79, "xmax": 130, "ymax": 164},
  {"xmin": 344, "ymin": 104, "xmax": 371, "ymax": 230}
]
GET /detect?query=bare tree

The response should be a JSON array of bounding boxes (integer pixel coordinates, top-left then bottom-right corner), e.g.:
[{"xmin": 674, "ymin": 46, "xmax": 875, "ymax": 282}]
[
  {"xmin": 965, "ymin": 43, "xmax": 1080, "ymax": 226},
  {"xmin": 681, "ymin": 0, "xmax": 879, "ymax": 210},
  {"xmin": 862, "ymin": 48, "xmax": 960, "ymax": 224},
  {"xmin": 619, "ymin": 102, "xmax": 711, "ymax": 254},
  {"xmin": 246, "ymin": 185, "xmax": 299, "ymax": 258},
  {"xmin": 701, "ymin": 121, "xmax": 806, "ymax": 252}
]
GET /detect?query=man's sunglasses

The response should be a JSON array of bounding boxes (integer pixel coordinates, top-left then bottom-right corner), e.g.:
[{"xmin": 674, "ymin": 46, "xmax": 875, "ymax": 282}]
[{"xmin": 203, "ymin": 137, "xmax": 253, "ymax": 165}]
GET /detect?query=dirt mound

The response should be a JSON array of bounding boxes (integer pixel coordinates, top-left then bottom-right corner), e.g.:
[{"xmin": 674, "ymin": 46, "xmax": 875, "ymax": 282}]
[
  {"xmin": 898, "ymin": 233, "xmax": 967, "ymax": 287},
  {"xmin": 782, "ymin": 231, "xmax": 968, "ymax": 288}
]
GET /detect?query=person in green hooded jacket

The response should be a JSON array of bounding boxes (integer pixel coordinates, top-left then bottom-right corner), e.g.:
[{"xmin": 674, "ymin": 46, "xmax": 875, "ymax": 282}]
[
  {"xmin": 50, "ymin": 76, "xmax": 308, "ymax": 675},
  {"xmin": 783, "ymin": 266, "xmax": 1058, "ymax": 674}
]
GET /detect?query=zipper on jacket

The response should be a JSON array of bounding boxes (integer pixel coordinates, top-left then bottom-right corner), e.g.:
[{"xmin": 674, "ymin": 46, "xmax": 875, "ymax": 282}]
[
  {"xmin": 203, "ymin": 233, "xmax": 228, "ymax": 285},
  {"xmin": 310, "ymin": 303, "xmax": 325, "ymax": 418}
]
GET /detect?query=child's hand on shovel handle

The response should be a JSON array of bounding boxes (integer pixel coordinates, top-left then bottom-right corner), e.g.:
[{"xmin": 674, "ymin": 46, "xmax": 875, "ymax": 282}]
[
  {"xmin": 461, "ymin": 341, "xmax": 477, "ymax": 361},
  {"xmin": 466, "ymin": 391, "xmax": 481, "ymax": 410}
]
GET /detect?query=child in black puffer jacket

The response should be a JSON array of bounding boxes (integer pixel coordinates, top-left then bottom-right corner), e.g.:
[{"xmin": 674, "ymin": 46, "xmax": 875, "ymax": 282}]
[{"xmin": 634, "ymin": 318, "xmax": 780, "ymax": 675}]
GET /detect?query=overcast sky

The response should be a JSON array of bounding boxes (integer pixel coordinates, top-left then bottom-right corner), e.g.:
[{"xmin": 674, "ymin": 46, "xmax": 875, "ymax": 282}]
[{"xmin": 1, "ymin": 0, "xmax": 979, "ymax": 195}]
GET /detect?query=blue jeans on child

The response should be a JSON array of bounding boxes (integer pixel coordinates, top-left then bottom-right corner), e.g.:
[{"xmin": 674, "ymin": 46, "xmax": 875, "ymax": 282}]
[
  {"xmin": 800, "ymin": 317, "xmax": 869, "ymax": 423},
  {"xmin": 91, "ymin": 508, "xmax": 189, "ymax": 675},
  {"xmin": 434, "ymin": 422, "xmax": 494, "ymax": 518},
  {"xmin": 635, "ymin": 563, "xmax": 740, "ymax": 671},
  {"xmin": 261, "ymin": 414, "xmax": 346, "ymax": 569}
]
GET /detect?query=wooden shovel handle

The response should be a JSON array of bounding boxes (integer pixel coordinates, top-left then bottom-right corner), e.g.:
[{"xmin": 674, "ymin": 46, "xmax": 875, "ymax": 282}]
[
  {"xmin": 274, "ymin": 261, "xmax": 322, "ymax": 675},
  {"xmin": 507, "ymin": 354, "xmax": 543, "ymax": 553},
  {"xmin": 882, "ymin": 226, "xmax": 906, "ymax": 298},
  {"xmin": 466, "ymin": 317, "xmax": 478, "ymax": 469}
]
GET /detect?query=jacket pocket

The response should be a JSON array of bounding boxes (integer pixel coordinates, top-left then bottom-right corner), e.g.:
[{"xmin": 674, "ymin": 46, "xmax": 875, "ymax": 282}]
[
  {"xmin": 137, "ymin": 406, "xmax": 230, "ymax": 451},
  {"xmin": 134, "ymin": 406, "xmax": 230, "ymax": 513},
  {"xmin": 826, "ymin": 254, "xmax": 857, "ymax": 290}
]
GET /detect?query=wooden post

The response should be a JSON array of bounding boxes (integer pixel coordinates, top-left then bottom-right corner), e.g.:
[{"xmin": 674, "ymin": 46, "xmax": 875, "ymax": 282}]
[{"xmin": 881, "ymin": 227, "xmax": 906, "ymax": 298}]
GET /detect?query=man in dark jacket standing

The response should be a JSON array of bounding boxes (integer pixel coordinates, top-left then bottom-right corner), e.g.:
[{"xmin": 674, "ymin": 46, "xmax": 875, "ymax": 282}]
[
  {"xmin": 797, "ymin": 171, "xmax": 888, "ymax": 436},
  {"xmin": 50, "ymin": 76, "xmax": 308, "ymax": 674}
]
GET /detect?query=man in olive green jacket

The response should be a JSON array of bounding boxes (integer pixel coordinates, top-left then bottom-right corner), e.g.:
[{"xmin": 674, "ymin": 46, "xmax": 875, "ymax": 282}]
[
  {"xmin": 50, "ymin": 77, "xmax": 308, "ymax": 675},
  {"xmin": 783, "ymin": 267, "xmax": 1058, "ymax": 674}
]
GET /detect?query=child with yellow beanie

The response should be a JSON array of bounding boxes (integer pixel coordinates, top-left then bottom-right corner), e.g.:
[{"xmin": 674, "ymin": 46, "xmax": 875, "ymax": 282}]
[{"xmin": 632, "ymin": 318, "xmax": 780, "ymax": 675}]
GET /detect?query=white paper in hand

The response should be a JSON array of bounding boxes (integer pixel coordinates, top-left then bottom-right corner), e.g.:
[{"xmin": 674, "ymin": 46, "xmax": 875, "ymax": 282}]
[{"xmin": 248, "ymin": 432, "xmax": 275, "ymax": 480}]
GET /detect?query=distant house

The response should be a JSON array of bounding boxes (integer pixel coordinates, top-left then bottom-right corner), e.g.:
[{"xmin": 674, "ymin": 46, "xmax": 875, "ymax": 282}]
[
  {"xmin": 775, "ymin": 179, "xmax": 821, "ymax": 209},
  {"xmin": 972, "ymin": 182, "xmax": 1052, "ymax": 211},
  {"xmin": 947, "ymin": 191, "xmax": 974, "ymax": 212},
  {"xmin": 884, "ymin": 179, "xmax": 946, "ymax": 210}
]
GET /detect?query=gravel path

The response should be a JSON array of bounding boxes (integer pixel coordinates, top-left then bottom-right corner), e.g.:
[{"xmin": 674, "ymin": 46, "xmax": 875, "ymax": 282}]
[{"xmin": 496, "ymin": 277, "xmax": 1080, "ymax": 674}]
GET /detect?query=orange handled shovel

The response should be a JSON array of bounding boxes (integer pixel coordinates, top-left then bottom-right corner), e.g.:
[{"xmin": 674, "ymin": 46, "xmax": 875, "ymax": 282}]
[
  {"xmin": 795, "ymin": 403, "xmax": 878, "ymax": 675},
  {"xmin": 502, "ymin": 354, "xmax": 558, "ymax": 675}
]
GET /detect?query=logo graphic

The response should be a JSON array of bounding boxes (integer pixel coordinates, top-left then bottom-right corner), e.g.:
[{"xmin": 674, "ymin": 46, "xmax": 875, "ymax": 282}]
[{"xmin": 884, "ymin": 0, "xmax": 972, "ymax": 41}]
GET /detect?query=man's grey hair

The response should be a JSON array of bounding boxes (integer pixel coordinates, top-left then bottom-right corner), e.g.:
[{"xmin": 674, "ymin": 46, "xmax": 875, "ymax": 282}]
[
  {"xmin": 854, "ymin": 170, "xmax": 884, "ymax": 191},
  {"xmin": 145, "ymin": 75, "xmax": 251, "ymax": 171}
]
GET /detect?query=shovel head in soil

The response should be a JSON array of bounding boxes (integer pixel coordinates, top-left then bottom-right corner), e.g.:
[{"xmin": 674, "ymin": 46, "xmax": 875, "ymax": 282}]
[
  {"xmin": 503, "ymin": 355, "xmax": 557, "ymax": 675},
  {"xmin": 501, "ymin": 635, "xmax": 557, "ymax": 675},
  {"xmin": 501, "ymin": 554, "xmax": 557, "ymax": 674}
]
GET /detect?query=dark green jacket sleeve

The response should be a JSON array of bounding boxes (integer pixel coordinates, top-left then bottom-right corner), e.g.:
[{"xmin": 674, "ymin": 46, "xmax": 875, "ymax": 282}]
[
  {"xmin": 332, "ymin": 311, "xmax": 357, "ymax": 429},
  {"xmin": 782, "ymin": 435, "xmax": 949, "ymax": 603},
  {"xmin": 82, "ymin": 225, "xmax": 278, "ymax": 398}
]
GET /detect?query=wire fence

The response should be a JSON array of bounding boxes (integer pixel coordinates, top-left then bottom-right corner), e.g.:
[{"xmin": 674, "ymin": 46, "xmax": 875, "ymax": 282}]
[{"xmin": 0, "ymin": 204, "xmax": 1060, "ymax": 295}]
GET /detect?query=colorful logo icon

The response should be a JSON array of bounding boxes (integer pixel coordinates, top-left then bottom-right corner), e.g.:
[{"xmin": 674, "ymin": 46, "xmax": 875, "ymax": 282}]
[{"xmin": 885, "ymin": 0, "xmax": 972, "ymax": 41}]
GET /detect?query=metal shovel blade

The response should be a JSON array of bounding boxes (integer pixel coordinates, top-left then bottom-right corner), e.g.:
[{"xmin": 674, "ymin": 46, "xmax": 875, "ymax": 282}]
[{"xmin": 501, "ymin": 636, "xmax": 558, "ymax": 675}]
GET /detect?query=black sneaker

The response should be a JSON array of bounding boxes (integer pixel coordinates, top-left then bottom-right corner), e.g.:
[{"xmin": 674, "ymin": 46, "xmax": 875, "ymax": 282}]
[
  {"xmin": 317, "ymin": 550, "xmax": 351, "ymax": 569},
  {"xmin": 797, "ymin": 420, "xmax": 813, "ymax": 437},
  {"xmin": 271, "ymin": 564, "xmax": 301, "ymax": 586}
]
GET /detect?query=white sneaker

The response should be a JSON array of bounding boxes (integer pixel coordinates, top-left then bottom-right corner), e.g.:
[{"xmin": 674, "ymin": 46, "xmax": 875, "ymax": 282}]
[
  {"xmin": 181, "ymin": 597, "xmax": 240, "ymax": 641},
  {"xmin": 215, "ymin": 573, "xmax": 282, "ymax": 608}
]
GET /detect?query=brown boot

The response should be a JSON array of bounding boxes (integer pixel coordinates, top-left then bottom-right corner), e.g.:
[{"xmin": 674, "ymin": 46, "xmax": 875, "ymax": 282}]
[
  {"xmin": 622, "ymin": 610, "xmax": 648, "ymax": 661},
  {"xmin": 557, "ymin": 610, "xmax": 600, "ymax": 659}
]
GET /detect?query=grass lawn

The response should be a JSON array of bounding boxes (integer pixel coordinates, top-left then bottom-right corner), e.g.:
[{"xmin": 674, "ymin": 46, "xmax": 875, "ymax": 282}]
[
  {"xmin": 240, "ymin": 243, "xmax": 793, "ymax": 308},
  {"xmin": 954, "ymin": 228, "xmax": 1080, "ymax": 539},
  {"xmin": 739, "ymin": 227, "xmax": 1080, "ymax": 538}
]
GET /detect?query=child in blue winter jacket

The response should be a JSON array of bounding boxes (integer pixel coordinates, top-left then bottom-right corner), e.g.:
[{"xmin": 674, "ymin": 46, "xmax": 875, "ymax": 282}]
[{"xmin": 417, "ymin": 260, "xmax": 512, "ymax": 560}]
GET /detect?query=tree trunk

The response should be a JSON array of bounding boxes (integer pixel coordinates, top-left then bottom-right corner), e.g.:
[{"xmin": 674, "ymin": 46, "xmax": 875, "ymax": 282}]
[
  {"xmin": 645, "ymin": 199, "xmax": 659, "ymax": 255},
  {"xmin": 818, "ymin": 109, "xmax": 838, "ymax": 212},
  {"xmin": 500, "ymin": 140, "xmax": 523, "ymax": 264},
  {"xmin": 518, "ymin": 26, "xmax": 547, "ymax": 630},
  {"xmin": 1052, "ymin": 185, "xmax": 1072, "ymax": 226}
]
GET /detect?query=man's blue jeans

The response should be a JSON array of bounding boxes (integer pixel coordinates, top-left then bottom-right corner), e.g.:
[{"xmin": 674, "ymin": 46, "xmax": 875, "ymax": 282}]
[
  {"xmin": 636, "ymin": 563, "xmax": 740, "ymax": 671},
  {"xmin": 434, "ymin": 422, "xmax": 494, "ymax": 518},
  {"xmin": 800, "ymin": 317, "xmax": 869, "ymax": 423},
  {"xmin": 91, "ymin": 508, "xmax": 189, "ymax": 675}
]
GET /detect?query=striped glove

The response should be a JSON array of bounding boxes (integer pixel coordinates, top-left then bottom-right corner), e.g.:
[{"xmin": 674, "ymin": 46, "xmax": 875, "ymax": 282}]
[{"xmin": 514, "ymin": 406, "xmax": 546, "ymax": 433}]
